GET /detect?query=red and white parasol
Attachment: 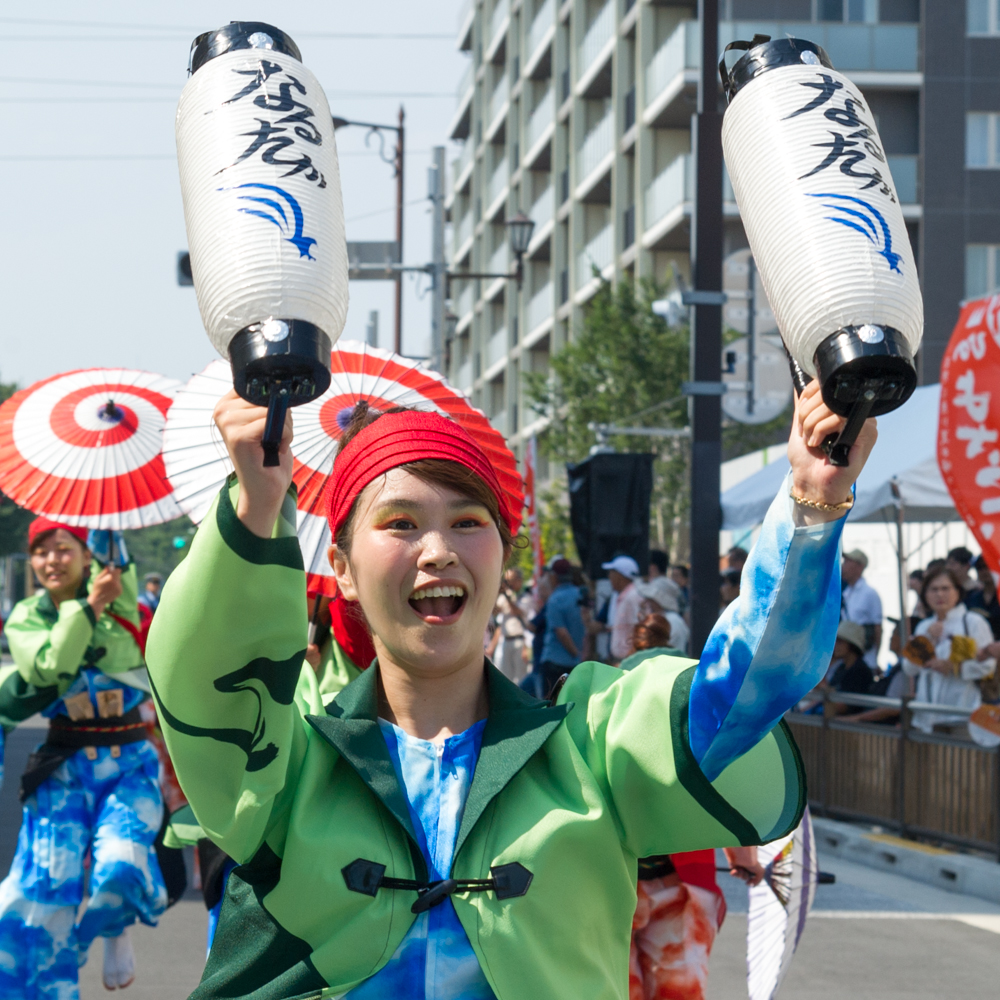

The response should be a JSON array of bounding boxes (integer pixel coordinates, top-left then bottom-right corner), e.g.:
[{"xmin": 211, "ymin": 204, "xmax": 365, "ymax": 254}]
[
  {"xmin": 163, "ymin": 342, "xmax": 524, "ymax": 595},
  {"xmin": 0, "ymin": 368, "xmax": 183, "ymax": 529}
]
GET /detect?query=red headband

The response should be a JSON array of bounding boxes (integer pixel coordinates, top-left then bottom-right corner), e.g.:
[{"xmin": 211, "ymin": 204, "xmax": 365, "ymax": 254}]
[
  {"xmin": 325, "ymin": 410, "xmax": 516, "ymax": 540},
  {"xmin": 28, "ymin": 517, "xmax": 88, "ymax": 549}
]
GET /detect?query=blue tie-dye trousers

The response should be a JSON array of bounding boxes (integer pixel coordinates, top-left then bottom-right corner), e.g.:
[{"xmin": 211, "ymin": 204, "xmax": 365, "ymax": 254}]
[{"xmin": 0, "ymin": 740, "xmax": 167, "ymax": 1000}]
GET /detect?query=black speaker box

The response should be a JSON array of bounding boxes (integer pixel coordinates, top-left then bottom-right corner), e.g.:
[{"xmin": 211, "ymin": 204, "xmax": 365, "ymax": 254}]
[{"xmin": 566, "ymin": 453, "xmax": 653, "ymax": 580}]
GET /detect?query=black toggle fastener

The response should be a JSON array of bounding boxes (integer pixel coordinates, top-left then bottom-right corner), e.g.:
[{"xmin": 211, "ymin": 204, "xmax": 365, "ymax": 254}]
[{"xmin": 342, "ymin": 858, "xmax": 533, "ymax": 914}]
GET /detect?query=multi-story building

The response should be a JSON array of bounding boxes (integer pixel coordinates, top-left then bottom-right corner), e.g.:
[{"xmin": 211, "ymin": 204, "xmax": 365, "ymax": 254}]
[{"xmin": 444, "ymin": 0, "xmax": 991, "ymax": 463}]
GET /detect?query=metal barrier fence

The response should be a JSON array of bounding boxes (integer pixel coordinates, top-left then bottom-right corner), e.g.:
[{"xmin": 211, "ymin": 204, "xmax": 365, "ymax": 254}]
[{"xmin": 786, "ymin": 692, "xmax": 1000, "ymax": 860}]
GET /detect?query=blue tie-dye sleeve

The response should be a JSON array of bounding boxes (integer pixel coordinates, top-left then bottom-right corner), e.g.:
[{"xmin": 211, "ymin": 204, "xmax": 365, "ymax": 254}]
[{"xmin": 689, "ymin": 472, "xmax": 846, "ymax": 781}]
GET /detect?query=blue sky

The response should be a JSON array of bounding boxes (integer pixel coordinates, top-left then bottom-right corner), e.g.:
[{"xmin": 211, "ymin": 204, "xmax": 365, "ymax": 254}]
[{"xmin": 0, "ymin": 1, "xmax": 465, "ymax": 388}]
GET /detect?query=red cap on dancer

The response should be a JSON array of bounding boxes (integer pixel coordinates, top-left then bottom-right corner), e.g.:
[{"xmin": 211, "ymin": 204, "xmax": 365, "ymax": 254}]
[
  {"xmin": 325, "ymin": 410, "xmax": 516, "ymax": 540},
  {"xmin": 27, "ymin": 517, "xmax": 89, "ymax": 549}
]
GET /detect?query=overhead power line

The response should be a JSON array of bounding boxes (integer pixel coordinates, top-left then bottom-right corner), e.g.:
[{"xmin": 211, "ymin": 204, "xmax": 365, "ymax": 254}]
[{"xmin": 0, "ymin": 93, "xmax": 452, "ymax": 104}]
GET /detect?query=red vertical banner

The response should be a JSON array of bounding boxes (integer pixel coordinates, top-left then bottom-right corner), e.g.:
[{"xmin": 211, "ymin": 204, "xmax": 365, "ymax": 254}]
[
  {"xmin": 524, "ymin": 436, "xmax": 544, "ymax": 580},
  {"xmin": 938, "ymin": 294, "xmax": 1000, "ymax": 573}
]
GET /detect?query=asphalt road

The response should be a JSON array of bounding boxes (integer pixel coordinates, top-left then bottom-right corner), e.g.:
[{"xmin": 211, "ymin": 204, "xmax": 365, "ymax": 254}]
[{"xmin": 1, "ymin": 719, "xmax": 998, "ymax": 998}]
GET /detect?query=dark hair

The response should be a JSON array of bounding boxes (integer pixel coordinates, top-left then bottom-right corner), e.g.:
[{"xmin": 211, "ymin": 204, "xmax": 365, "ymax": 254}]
[
  {"xmin": 633, "ymin": 613, "xmax": 672, "ymax": 650},
  {"xmin": 671, "ymin": 563, "xmax": 689, "ymax": 581},
  {"xmin": 728, "ymin": 546, "xmax": 749, "ymax": 562},
  {"xmin": 947, "ymin": 546, "xmax": 974, "ymax": 567},
  {"xmin": 648, "ymin": 549, "xmax": 668, "ymax": 575},
  {"xmin": 920, "ymin": 567, "xmax": 965, "ymax": 608},
  {"xmin": 333, "ymin": 402, "xmax": 514, "ymax": 560},
  {"xmin": 721, "ymin": 569, "xmax": 741, "ymax": 588},
  {"xmin": 909, "ymin": 568, "xmax": 924, "ymax": 582}
]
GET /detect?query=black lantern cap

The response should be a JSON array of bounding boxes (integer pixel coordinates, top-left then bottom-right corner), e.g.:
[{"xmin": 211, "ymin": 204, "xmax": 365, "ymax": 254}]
[
  {"xmin": 188, "ymin": 21, "xmax": 301, "ymax": 75},
  {"xmin": 720, "ymin": 35, "xmax": 834, "ymax": 103}
]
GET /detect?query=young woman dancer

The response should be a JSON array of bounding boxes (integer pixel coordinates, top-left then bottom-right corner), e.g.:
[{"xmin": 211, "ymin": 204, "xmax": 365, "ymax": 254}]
[
  {"xmin": 147, "ymin": 381, "xmax": 875, "ymax": 1000},
  {"xmin": 0, "ymin": 519, "xmax": 167, "ymax": 996}
]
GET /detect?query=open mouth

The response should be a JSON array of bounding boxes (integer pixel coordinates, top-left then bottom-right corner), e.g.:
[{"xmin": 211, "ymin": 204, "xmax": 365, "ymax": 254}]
[{"xmin": 408, "ymin": 584, "xmax": 467, "ymax": 623}]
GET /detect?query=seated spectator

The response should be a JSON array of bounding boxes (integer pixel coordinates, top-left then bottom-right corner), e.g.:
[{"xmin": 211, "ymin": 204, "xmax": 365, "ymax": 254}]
[
  {"xmin": 902, "ymin": 568, "xmax": 996, "ymax": 741},
  {"xmin": 635, "ymin": 575, "xmax": 690, "ymax": 655},
  {"xmin": 853, "ymin": 619, "xmax": 912, "ymax": 725},
  {"xmin": 619, "ymin": 614, "xmax": 688, "ymax": 671},
  {"xmin": 669, "ymin": 563, "xmax": 690, "ymax": 616},
  {"xmin": 720, "ymin": 569, "xmax": 740, "ymax": 610},
  {"xmin": 827, "ymin": 621, "xmax": 875, "ymax": 714},
  {"xmin": 647, "ymin": 549, "xmax": 669, "ymax": 580},
  {"xmin": 946, "ymin": 546, "xmax": 985, "ymax": 612},
  {"xmin": 726, "ymin": 546, "xmax": 748, "ymax": 573},
  {"xmin": 974, "ymin": 555, "xmax": 1000, "ymax": 638}
]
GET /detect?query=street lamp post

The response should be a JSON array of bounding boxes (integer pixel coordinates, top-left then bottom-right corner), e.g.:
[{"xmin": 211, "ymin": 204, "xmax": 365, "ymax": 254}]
[
  {"xmin": 446, "ymin": 212, "xmax": 535, "ymax": 293},
  {"xmin": 331, "ymin": 108, "xmax": 405, "ymax": 353}
]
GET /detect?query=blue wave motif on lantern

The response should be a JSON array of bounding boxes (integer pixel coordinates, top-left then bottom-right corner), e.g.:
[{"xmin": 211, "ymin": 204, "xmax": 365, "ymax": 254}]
[
  {"xmin": 806, "ymin": 192, "xmax": 901, "ymax": 274},
  {"xmin": 220, "ymin": 183, "xmax": 317, "ymax": 259}
]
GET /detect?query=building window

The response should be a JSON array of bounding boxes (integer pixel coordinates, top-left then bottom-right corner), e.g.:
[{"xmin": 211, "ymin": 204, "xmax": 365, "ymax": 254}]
[
  {"xmin": 968, "ymin": 0, "xmax": 1000, "ymax": 35},
  {"xmin": 966, "ymin": 245, "xmax": 1000, "ymax": 299},
  {"xmin": 967, "ymin": 113, "xmax": 1000, "ymax": 168},
  {"xmin": 817, "ymin": 0, "xmax": 877, "ymax": 22}
]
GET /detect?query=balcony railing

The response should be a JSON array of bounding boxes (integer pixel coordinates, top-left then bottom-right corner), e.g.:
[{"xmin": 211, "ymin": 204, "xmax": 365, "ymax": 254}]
[
  {"xmin": 489, "ymin": 0, "xmax": 510, "ymax": 49},
  {"xmin": 488, "ymin": 159, "xmax": 509, "ymax": 206},
  {"xmin": 579, "ymin": 1, "xmax": 614, "ymax": 78},
  {"xmin": 527, "ymin": 0, "xmax": 555, "ymax": 65},
  {"xmin": 454, "ymin": 209, "xmax": 473, "ymax": 250},
  {"xmin": 646, "ymin": 20, "xmax": 699, "ymax": 101},
  {"xmin": 453, "ymin": 138, "xmax": 474, "ymax": 184},
  {"xmin": 722, "ymin": 21, "xmax": 918, "ymax": 73},
  {"xmin": 576, "ymin": 225, "xmax": 613, "ymax": 285},
  {"xmin": 527, "ymin": 282, "xmax": 553, "ymax": 332},
  {"xmin": 489, "ymin": 241, "xmax": 509, "ymax": 276},
  {"xmin": 577, "ymin": 112, "xmax": 614, "ymax": 183},
  {"xmin": 454, "ymin": 281, "xmax": 474, "ymax": 320},
  {"xmin": 488, "ymin": 73, "xmax": 509, "ymax": 127},
  {"xmin": 527, "ymin": 87, "xmax": 555, "ymax": 150},
  {"xmin": 645, "ymin": 155, "xmax": 693, "ymax": 228},
  {"xmin": 487, "ymin": 327, "xmax": 508, "ymax": 368},
  {"xmin": 456, "ymin": 60, "xmax": 474, "ymax": 104},
  {"xmin": 888, "ymin": 154, "xmax": 919, "ymax": 204},
  {"xmin": 530, "ymin": 185, "xmax": 554, "ymax": 230}
]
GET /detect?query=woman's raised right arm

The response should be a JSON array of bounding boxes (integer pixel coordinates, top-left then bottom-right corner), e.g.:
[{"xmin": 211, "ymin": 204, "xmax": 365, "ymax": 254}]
[{"xmin": 145, "ymin": 393, "xmax": 308, "ymax": 864}]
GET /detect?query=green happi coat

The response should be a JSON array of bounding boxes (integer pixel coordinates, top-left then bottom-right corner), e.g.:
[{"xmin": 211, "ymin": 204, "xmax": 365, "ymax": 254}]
[
  {"xmin": 145, "ymin": 479, "xmax": 805, "ymax": 1000},
  {"xmin": 1, "ymin": 563, "xmax": 145, "ymax": 726}
]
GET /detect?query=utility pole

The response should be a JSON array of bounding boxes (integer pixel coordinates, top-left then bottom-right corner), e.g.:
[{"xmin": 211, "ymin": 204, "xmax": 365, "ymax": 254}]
[
  {"xmin": 429, "ymin": 146, "xmax": 446, "ymax": 372},
  {"xmin": 394, "ymin": 105, "xmax": 405, "ymax": 355},
  {"xmin": 688, "ymin": 0, "xmax": 724, "ymax": 656}
]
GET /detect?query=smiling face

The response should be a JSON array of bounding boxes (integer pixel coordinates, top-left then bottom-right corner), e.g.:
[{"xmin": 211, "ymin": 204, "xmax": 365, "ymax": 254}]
[
  {"xmin": 331, "ymin": 467, "xmax": 505, "ymax": 680},
  {"xmin": 30, "ymin": 529, "xmax": 89, "ymax": 604}
]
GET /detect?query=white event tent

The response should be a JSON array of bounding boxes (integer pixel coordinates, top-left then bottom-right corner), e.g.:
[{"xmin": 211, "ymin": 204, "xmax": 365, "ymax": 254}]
[
  {"xmin": 721, "ymin": 385, "xmax": 978, "ymax": 655},
  {"xmin": 722, "ymin": 384, "xmax": 956, "ymax": 530}
]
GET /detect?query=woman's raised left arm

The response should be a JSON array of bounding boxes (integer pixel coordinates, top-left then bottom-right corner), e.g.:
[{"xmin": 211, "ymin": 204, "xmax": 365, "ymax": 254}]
[{"xmin": 689, "ymin": 381, "xmax": 878, "ymax": 781}]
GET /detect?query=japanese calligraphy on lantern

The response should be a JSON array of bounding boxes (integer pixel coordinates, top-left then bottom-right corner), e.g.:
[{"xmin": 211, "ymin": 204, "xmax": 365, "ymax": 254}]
[{"xmin": 938, "ymin": 295, "xmax": 1000, "ymax": 571}]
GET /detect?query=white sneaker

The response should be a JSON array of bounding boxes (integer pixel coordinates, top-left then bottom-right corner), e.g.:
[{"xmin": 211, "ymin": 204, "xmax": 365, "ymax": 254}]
[{"xmin": 102, "ymin": 930, "xmax": 136, "ymax": 990}]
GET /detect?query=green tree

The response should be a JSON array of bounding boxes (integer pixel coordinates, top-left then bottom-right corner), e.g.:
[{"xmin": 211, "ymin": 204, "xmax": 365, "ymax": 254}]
[
  {"xmin": 523, "ymin": 278, "xmax": 792, "ymax": 562},
  {"xmin": 125, "ymin": 518, "xmax": 195, "ymax": 583},
  {"xmin": 524, "ymin": 278, "xmax": 692, "ymax": 559}
]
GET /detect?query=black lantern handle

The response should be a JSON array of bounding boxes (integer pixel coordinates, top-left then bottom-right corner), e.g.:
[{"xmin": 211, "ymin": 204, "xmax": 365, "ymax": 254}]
[{"xmin": 261, "ymin": 392, "xmax": 290, "ymax": 467}]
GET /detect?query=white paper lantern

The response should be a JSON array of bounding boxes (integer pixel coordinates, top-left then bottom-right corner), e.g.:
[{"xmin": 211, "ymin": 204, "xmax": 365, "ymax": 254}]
[
  {"xmin": 721, "ymin": 37, "xmax": 922, "ymax": 456},
  {"xmin": 176, "ymin": 22, "xmax": 348, "ymax": 462}
]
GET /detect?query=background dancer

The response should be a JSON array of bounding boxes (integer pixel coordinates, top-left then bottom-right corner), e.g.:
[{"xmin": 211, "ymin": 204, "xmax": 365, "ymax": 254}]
[
  {"xmin": 0, "ymin": 518, "xmax": 167, "ymax": 996},
  {"xmin": 147, "ymin": 382, "xmax": 874, "ymax": 1000}
]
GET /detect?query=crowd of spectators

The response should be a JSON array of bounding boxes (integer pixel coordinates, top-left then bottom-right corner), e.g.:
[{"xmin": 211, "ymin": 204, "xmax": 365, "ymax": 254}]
[
  {"xmin": 487, "ymin": 541, "xmax": 1000, "ymax": 745},
  {"xmin": 795, "ymin": 545, "xmax": 1000, "ymax": 744}
]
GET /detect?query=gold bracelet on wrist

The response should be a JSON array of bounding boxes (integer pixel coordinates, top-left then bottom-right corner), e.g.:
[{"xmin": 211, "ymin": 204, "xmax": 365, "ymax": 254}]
[{"xmin": 789, "ymin": 491, "xmax": 854, "ymax": 513}]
